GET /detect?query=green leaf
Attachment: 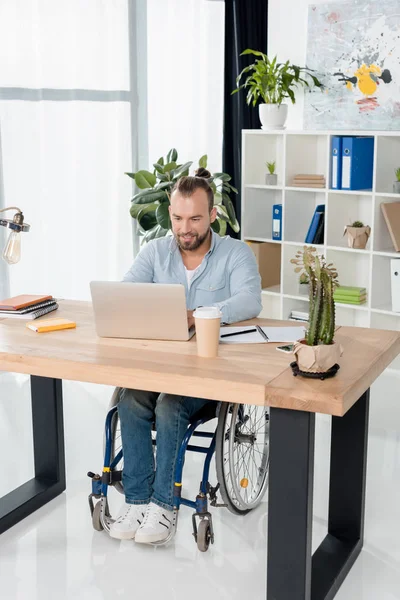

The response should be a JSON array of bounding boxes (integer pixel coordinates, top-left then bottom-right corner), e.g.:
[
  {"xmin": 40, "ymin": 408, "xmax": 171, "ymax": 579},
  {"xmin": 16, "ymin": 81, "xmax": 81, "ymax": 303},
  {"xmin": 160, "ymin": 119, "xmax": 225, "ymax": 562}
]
[
  {"xmin": 216, "ymin": 205, "xmax": 229, "ymax": 222},
  {"xmin": 222, "ymin": 194, "xmax": 240, "ymax": 233},
  {"xmin": 157, "ymin": 156, "xmax": 164, "ymax": 166},
  {"xmin": 156, "ymin": 202, "xmax": 171, "ymax": 230},
  {"xmin": 164, "ymin": 161, "xmax": 177, "ymax": 173},
  {"xmin": 211, "ymin": 220, "xmax": 220, "ymax": 234},
  {"xmin": 167, "ymin": 148, "xmax": 178, "ymax": 163},
  {"xmin": 125, "ymin": 172, "xmax": 136, "ymax": 180},
  {"xmin": 142, "ymin": 225, "xmax": 169, "ymax": 243},
  {"xmin": 135, "ymin": 170, "xmax": 157, "ymax": 189},
  {"xmin": 130, "ymin": 202, "xmax": 158, "ymax": 220},
  {"xmin": 171, "ymin": 161, "xmax": 193, "ymax": 180},
  {"xmin": 153, "ymin": 163, "xmax": 165, "ymax": 174},
  {"xmin": 131, "ymin": 190, "xmax": 169, "ymax": 204},
  {"xmin": 199, "ymin": 154, "xmax": 208, "ymax": 168},
  {"xmin": 217, "ymin": 219, "xmax": 227, "ymax": 236},
  {"xmin": 212, "ymin": 172, "xmax": 231, "ymax": 182},
  {"xmin": 137, "ymin": 205, "xmax": 158, "ymax": 231},
  {"xmin": 214, "ymin": 191, "xmax": 223, "ymax": 205}
]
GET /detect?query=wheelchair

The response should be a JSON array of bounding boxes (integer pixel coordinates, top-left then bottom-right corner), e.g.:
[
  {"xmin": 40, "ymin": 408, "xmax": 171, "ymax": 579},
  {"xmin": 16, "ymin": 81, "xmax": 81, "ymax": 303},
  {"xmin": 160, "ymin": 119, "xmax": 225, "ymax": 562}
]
[{"xmin": 88, "ymin": 388, "xmax": 270, "ymax": 552}]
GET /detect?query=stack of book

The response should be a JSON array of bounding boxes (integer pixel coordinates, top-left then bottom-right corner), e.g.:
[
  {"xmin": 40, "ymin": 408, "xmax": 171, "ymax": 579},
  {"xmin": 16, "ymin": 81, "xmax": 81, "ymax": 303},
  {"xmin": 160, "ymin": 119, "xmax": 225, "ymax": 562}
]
[
  {"xmin": 333, "ymin": 286, "xmax": 367, "ymax": 305},
  {"xmin": 289, "ymin": 310, "xmax": 309, "ymax": 322},
  {"xmin": 291, "ymin": 174, "xmax": 326, "ymax": 188},
  {"xmin": 0, "ymin": 294, "xmax": 59, "ymax": 320}
]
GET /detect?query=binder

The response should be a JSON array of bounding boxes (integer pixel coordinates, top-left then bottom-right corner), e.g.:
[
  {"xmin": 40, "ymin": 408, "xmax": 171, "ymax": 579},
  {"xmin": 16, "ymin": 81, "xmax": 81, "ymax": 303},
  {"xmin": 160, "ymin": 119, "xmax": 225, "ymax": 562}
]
[
  {"xmin": 305, "ymin": 204, "xmax": 325, "ymax": 243},
  {"xmin": 272, "ymin": 204, "xmax": 282, "ymax": 240},
  {"xmin": 330, "ymin": 136, "xmax": 342, "ymax": 190},
  {"xmin": 341, "ymin": 136, "xmax": 374, "ymax": 190},
  {"xmin": 391, "ymin": 259, "xmax": 400, "ymax": 313},
  {"xmin": 312, "ymin": 212, "xmax": 325, "ymax": 244}
]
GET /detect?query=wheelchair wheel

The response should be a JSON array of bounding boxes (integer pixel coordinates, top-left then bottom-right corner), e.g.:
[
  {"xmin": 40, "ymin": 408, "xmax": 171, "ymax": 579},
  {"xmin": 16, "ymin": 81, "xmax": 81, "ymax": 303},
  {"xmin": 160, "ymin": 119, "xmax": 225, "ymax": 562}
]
[
  {"xmin": 197, "ymin": 519, "xmax": 212, "ymax": 552},
  {"xmin": 215, "ymin": 403, "xmax": 269, "ymax": 515},
  {"xmin": 92, "ymin": 501, "xmax": 103, "ymax": 531},
  {"xmin": 104, "ymin": 387, "xmax": 124, "ymax": 495}
]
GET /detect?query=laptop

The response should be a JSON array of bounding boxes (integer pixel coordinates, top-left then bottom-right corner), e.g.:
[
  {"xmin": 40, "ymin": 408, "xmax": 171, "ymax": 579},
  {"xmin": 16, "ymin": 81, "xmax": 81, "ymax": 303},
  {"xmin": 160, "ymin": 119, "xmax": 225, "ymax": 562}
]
[{"xmin": 90, "ymin": 281, "xmax": 195, "ymax": 341}]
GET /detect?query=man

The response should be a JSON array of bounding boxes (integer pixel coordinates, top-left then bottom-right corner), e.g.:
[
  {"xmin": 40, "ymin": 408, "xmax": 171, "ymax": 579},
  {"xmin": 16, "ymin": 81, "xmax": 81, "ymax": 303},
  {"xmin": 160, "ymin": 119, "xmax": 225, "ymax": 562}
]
[{"xmin": 110, "ymin": 169, "xmax": 262, "ymax": 543}]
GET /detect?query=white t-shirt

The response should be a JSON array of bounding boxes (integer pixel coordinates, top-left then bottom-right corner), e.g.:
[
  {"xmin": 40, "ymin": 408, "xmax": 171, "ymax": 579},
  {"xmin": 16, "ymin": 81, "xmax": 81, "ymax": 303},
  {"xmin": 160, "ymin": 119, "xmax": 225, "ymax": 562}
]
[{"xmin": 185, "ymin": 265, "xmax": 201, "ymax": 289}]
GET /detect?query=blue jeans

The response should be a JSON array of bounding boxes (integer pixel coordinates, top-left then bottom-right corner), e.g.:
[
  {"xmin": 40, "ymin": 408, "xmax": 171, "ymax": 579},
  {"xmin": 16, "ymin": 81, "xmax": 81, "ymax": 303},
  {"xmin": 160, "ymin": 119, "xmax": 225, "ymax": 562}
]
[{"xmin": 118, "ymin": 388, "xmax": 214, "ymax": 511}]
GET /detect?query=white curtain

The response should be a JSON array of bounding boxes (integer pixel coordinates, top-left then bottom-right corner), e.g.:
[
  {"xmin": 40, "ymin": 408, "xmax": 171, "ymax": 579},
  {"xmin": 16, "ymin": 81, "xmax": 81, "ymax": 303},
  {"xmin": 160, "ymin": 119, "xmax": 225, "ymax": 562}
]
[
  {"xmin": 0, "ymin": 0, "xmax": 226, "ymax": 493},
  {"xmin": 146, "ymin": 0, "xmax": 225, "ymax": 172},
  {"xmin": 0, "ymin": 0, "xmax": 138, "ymax": 300}
]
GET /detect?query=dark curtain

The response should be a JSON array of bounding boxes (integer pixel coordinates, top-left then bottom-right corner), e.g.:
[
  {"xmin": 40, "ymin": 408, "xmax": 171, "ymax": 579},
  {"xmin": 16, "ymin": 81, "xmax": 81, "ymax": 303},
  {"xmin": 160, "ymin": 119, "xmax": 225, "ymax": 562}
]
[{"xmin": 222, "ymin": 0, "xmax": 268, "ymax": 236}]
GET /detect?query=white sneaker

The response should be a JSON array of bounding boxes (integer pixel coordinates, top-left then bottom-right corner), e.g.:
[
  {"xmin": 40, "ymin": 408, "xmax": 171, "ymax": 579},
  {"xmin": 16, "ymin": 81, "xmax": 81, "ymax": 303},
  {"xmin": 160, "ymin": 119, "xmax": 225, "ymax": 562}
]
[
  {"xmin": 135, "ymin": 502, "xmax": 176, "ymax": 544},
  {"xmin": 109, "ymin": 502, "xmax": 147, "ymax": 540}
]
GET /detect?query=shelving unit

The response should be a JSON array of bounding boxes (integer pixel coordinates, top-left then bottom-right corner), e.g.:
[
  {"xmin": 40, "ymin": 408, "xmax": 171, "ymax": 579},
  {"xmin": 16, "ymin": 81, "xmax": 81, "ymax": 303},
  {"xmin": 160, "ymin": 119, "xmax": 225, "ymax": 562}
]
[{"xmin": 241, "ymin": 129, "xmax": 400, "ymax": 368}]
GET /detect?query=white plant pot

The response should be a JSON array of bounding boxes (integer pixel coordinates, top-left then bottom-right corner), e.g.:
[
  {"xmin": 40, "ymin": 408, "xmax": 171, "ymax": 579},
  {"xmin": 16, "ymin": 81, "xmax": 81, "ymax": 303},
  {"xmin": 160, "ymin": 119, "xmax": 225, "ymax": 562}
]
[
  {"xmin": 258, "ymin": 103, "xmax": 288, "ymax": 130},
  {"xmin": 265, "ymin": 173, "xmax": 278, "ymax": 185},
  {"xmin": 393, "ymin": 181, "xmax": 400, "ymax": 194}
]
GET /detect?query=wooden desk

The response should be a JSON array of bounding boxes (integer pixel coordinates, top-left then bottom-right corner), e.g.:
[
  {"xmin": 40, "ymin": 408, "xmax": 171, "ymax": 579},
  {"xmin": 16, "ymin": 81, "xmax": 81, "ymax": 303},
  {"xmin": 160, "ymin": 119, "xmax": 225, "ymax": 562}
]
[{"xmin": 1, "ymin": 300, "xmax": 399, "ymax": 600}]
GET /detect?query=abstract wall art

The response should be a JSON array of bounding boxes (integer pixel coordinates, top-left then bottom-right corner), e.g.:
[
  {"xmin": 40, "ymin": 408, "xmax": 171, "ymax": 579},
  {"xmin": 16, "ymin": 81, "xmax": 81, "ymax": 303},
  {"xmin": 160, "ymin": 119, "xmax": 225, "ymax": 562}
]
[{"xmin": 304, "ymin": 0, "xmax": 400, "ymax": 129}]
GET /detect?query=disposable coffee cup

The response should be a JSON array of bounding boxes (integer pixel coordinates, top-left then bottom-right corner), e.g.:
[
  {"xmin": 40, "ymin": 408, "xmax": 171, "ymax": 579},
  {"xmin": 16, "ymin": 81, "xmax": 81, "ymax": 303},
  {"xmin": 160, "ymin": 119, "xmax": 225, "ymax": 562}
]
[{"xmin": 193, "ymin": 306, "xmax": 222, "ymax": 358}]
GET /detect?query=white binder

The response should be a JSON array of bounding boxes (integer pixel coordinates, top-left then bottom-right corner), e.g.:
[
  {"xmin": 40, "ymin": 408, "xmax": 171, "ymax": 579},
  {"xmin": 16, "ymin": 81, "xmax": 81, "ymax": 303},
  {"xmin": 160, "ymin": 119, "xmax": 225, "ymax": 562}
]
[{"xmin": 390, "ymin": 259, "xmax": 400, "ymax": 312}]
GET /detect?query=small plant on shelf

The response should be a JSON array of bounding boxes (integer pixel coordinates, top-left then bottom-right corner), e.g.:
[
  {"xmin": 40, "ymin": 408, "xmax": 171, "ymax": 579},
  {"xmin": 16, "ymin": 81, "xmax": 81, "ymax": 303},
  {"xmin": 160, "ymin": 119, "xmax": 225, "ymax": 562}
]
[
  {"xmin": 290, "ymin": 246, "xmax": 342, "ymax": 376},
  {"xmin": 265, "ymin": 161, "xmax": 277, "ymax": 185},
  {"xmin": 232, "ymin": 50, "xmax": 323, "ymax": 130},
  {"xmin": 343, "ymin": 220, "xmax": 371, "ymax": 250},
  {"xmin": 394, "ymin": 167, "xmax": 400, "ymax": 193}
]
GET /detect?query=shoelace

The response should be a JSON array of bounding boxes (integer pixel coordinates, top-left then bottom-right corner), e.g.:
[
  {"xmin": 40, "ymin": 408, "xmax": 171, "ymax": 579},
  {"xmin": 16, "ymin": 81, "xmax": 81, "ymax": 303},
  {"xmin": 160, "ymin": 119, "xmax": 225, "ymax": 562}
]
[
  {"xmin": 117, "ymin": 504, "xmax": 141, "ymax": 523},
  {"xmin": 143, "ymin": 504, "xmax": 171, "ymax": 528}
]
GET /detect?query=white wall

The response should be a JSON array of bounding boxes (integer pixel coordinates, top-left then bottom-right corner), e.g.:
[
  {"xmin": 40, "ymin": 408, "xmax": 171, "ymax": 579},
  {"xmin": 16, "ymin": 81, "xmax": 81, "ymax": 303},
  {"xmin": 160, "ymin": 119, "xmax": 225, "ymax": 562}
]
[{"xmin": 268, "ymin": 0, "xmax": 346, "ymax": 130}]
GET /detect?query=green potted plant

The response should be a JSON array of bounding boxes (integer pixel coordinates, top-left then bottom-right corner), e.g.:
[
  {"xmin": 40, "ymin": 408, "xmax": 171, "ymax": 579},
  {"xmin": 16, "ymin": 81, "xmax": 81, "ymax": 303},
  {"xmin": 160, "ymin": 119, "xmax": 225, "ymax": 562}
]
[
  {"xmin": 394, "ymin": 168, "xmax": 400, "ymax": 194},
  {"xmin": 232, "ymin": 50, "xmax": 323, "ymax": 130},
  {"xmin": 343, "ymin": 220, "xmax": 371, "ymax": 249},
  {"xmin": 265, "ymin": 161, "xmax": 277, "ymax": 185},
  {"xmin": 126, "ymin": 150, "xmax": 239, "ymax": 243},
  {"xmin": 290, "ymin": 246, "xmax": 342, "ymax": 375}
]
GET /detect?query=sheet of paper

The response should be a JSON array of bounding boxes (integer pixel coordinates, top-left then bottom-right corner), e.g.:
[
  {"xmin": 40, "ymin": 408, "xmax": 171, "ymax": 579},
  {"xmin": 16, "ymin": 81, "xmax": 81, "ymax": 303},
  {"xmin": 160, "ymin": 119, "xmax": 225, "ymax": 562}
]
[
  {"xmin": 219, "ymin": 325, "xmax": 306, "ymax": 344},
  {"xmin": 219, "ymin": 326, "xmax": 264, "ymax": 344},
  {"xmin": 262, "ymin": 326, "xmax": 306, "ymax": 343}
]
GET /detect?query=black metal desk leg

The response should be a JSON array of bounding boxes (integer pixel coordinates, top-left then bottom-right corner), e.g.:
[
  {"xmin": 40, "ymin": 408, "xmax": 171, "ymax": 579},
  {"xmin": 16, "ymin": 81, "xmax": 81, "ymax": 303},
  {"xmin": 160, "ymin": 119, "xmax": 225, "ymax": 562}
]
[
  {"xmin": 267, "ymin": 408, "xmax": 315, "ymax": 600},
  {"xmin": 0, "ymin": 376, "xmax": 65, "ymax": 534},
  {"xmin": 311, "ymin": 390, "xmax": 370, "ymax": 600}
]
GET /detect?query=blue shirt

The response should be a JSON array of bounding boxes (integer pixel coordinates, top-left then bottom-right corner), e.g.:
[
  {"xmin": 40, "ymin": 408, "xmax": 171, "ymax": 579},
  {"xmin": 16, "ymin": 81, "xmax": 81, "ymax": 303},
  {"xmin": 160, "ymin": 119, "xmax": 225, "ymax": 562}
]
[{"xmin": 123, "ymin": 231, "xmax": 262, "ymax": 324}]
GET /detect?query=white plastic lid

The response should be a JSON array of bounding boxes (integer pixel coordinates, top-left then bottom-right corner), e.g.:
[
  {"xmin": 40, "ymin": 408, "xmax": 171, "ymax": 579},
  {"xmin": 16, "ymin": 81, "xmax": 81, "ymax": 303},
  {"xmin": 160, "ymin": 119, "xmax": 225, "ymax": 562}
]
[{"xmin": 193, "ymin": 306, "xmax": 222, "ymax": 319}]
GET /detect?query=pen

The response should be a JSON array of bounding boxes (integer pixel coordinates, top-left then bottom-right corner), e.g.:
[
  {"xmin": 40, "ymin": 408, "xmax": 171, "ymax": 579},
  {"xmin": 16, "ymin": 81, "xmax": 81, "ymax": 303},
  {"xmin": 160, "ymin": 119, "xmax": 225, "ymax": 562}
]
[{"xmin": 220, "ymin": 328, "xmax": 258, "ymax": 339}]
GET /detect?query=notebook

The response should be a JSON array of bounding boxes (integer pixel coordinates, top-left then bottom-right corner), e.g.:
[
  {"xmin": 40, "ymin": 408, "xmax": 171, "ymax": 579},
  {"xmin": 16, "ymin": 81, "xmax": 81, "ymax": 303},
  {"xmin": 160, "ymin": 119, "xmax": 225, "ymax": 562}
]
[
  {"xmin": 26, "ymin": 318, "xmax": 76, "ymax": 333},
  {"xmin": 0, "ymin": 303, "xmax": 59, "ymax": 320},
  {"xmin": 0, "ymin": 294, "xmax": 53, "ymax": 311},
  {"xmin": 219, "ymin": 325, "xmax": 306, "ymax": 344}
]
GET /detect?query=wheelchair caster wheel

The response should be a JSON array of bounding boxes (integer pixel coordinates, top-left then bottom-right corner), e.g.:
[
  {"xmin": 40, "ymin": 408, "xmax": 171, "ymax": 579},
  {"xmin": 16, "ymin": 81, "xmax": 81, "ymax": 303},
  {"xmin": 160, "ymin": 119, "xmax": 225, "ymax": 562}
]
[
  {"xmin": 92, "ymin": 501, "xmax": 104, "ymax": 531},
  {"xmin": 197, "ymin": 519, "xmax": 212, "ymax": 552}
]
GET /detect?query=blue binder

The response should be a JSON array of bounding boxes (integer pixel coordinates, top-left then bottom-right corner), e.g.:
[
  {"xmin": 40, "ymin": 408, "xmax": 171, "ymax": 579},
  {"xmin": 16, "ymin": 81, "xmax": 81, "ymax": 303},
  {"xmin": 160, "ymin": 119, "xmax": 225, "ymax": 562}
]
[
  {"xmin": 305, "ymin": 205, "xmax": 325, "ymax": 243},
  {"xmin": 330, "ymin": 136, "xmax": 342, "ymax": 189},
  {"xmin": 272, "ymin": 204, "xmax": 282, "ymax": 240},
  {"xmin": 341, "ymin": 137, "xmax": 374, "ymax": 190}
]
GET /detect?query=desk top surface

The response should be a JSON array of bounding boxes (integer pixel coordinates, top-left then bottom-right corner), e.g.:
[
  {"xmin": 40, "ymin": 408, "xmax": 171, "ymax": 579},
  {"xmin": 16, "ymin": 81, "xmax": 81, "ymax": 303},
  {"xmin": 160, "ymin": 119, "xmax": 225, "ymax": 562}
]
[{"xmin": 0, "ymin": 300, "xmax": 399, "ymax": 416}]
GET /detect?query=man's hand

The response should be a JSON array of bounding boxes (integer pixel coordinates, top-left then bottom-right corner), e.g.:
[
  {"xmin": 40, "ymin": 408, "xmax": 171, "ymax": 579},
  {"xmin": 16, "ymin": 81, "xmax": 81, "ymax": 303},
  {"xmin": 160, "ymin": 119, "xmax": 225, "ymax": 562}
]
[{"xmin": 187, "ymin": 310, "xmax": 195, "ymax": 329}]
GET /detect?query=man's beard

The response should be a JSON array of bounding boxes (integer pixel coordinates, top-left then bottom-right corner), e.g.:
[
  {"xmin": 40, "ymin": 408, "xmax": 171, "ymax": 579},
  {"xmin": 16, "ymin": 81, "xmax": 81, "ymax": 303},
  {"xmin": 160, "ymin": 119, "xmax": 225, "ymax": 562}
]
[{"xmin": 175, "ymin": 228, "xmax": 210, "ymax": 251}]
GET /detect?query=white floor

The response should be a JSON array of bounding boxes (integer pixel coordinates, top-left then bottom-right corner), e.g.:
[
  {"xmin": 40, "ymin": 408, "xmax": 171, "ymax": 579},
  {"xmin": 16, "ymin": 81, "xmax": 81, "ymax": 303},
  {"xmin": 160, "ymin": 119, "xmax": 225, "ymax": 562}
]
[{"xmin": 0, "ymin": 370, "xmax": 399, "ymax": 600}]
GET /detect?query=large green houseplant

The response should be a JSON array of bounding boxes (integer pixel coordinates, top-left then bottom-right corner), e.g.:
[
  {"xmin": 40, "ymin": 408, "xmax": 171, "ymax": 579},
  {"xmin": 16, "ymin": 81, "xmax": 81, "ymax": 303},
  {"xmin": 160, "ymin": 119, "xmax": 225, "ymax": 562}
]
[
  {"xmin": 290, "ymin": 246, "xmax": 342, "ymax": 375},
  {"xmin": 126, "ymin": 149, "xmax": 240, "ymax": 244},
  {"xmin": 232, "ymin": 50, "xmax": 323, "ymax": 130}
]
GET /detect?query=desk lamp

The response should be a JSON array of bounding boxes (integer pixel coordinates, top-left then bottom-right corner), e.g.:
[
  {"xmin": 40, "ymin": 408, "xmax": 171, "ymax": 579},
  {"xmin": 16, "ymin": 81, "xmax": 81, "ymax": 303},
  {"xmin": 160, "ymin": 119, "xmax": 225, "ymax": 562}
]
[{"xmin": 0, "ymin": 206, "xmax": 30, "ymax": 264}]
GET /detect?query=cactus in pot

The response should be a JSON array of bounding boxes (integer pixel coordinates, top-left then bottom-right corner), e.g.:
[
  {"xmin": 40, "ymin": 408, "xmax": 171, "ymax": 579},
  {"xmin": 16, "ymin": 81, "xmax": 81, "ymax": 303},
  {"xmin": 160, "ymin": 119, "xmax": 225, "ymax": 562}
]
[{"xmin": 290, "ymin": 246, "xmax": 342, "ymax": 374}]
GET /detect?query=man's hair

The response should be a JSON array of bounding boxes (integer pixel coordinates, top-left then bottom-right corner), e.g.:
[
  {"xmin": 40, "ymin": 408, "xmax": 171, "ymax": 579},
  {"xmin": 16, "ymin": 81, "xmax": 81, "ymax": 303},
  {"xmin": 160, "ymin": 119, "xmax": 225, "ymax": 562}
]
[{"xmin": 171, "ymin": 168, "xmax": 214, "ymax": 212}]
